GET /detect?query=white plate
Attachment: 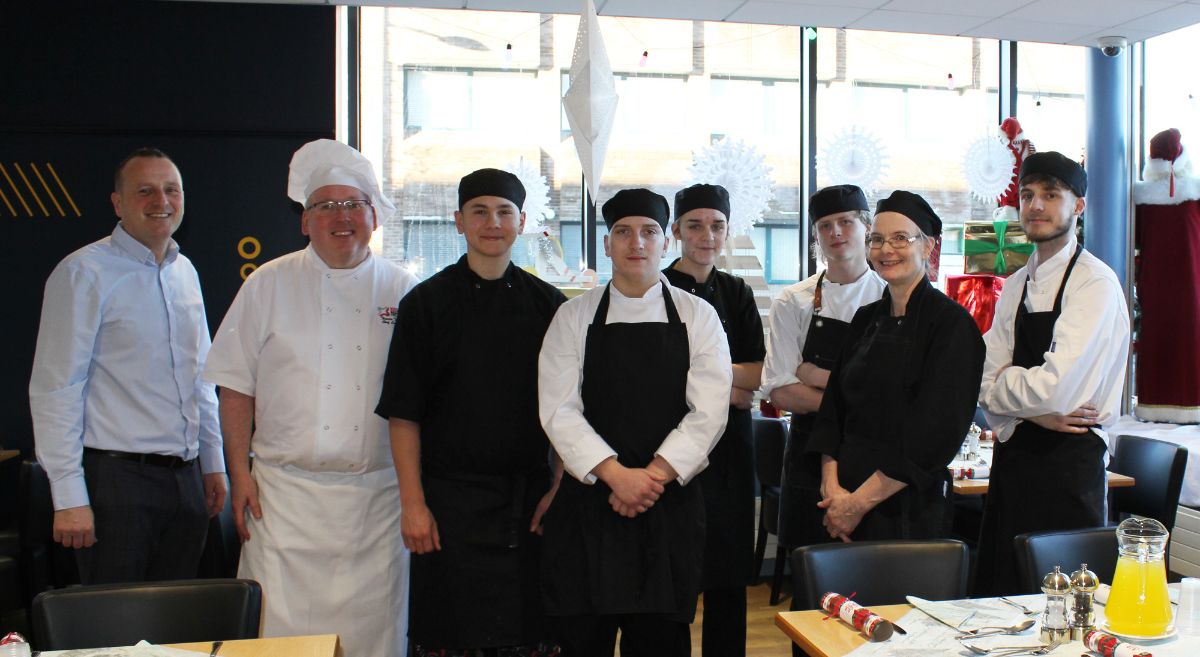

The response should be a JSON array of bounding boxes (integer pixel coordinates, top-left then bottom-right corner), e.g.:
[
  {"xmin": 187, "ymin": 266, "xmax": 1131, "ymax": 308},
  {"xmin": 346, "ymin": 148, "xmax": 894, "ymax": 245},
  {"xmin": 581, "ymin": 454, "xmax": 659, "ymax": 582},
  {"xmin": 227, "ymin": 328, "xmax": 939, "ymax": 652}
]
[{"xmin": 1096, "ymin": 621, "xmax": 1178, "ymax": 642}]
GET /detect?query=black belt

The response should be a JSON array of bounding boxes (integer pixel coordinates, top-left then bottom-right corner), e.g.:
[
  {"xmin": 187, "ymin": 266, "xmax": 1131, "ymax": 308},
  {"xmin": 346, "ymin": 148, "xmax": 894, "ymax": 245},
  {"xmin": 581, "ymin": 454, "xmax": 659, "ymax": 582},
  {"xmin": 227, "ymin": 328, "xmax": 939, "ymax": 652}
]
[{"xmin": 83, "ymin": 447, "xmax": 195, "ymax": 469}]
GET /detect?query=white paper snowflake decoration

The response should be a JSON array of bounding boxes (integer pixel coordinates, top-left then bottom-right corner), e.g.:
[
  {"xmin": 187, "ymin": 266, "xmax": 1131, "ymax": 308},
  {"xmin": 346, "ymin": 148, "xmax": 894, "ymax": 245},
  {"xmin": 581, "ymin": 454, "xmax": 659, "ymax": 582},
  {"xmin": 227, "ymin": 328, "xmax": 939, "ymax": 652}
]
[
  {"xmin": 962, "ymin": 135, "xmax": 1017, "ymax": 204},
  {"xmin": 818, "ymin": 126, "xmax": 889, "ymax": 193},
  {"xmin": 688, "ymin": 138, "xmax": 775, "ymax": 237},
  {"xmin": 504, "ymin": 158, "xmax": 555, "ymax": 234}
]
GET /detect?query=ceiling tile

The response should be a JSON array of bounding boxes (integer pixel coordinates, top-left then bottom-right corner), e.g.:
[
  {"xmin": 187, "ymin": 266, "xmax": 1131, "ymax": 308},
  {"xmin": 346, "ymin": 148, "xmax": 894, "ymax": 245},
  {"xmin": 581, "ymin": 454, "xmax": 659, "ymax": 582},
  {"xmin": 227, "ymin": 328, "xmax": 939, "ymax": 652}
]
[
  {"xmin": 1005, "ymin": 0, "xmax": 1176, "ymax": 28},
  {"xmin": 599, "ymin": 0, "xmax": 739, "ymax": 21},
  {"xmin": 1073, "ymin": 27, "xmax": 1160, "ymax": 46},
  {"xmin": 877, "ymin": 0, "xmax": 1033, "ymax": 18},
  {"xmin": 467, "ymin": 0, "xmax": 579, "ymax": 13},
  {"xmin": 726, "ymin": 1, "xmax": 873, "ymax": 26},
  {"xmin": 961, "ymin": 17, "xmax": 1094, "ymax": 44},
  {"xmin": 1119, "ymin": 4, "xmax": 1200, "ymax": 32},
  {"xmin": 848, "ymin": 9, "xmax": 991, "ymax": 35}
]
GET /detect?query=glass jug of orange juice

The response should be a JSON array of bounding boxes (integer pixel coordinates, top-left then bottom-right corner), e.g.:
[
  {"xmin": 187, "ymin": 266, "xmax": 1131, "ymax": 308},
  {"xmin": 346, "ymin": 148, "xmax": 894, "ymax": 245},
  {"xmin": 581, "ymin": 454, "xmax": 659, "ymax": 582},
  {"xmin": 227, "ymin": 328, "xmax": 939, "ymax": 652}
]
[{"xmin": 1105, "ymin": 517, "xmax": 1173, "ymax": 637}]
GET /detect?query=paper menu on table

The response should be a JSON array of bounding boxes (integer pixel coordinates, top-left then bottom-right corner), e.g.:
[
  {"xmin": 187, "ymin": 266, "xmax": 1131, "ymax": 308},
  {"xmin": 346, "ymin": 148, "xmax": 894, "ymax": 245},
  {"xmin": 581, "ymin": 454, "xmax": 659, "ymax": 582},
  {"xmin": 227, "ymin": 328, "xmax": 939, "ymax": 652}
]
[
  {"xmin": 38, "ymin": 641, "xmax": 208, "ymax": 657},
  {"xmin": 906, "ymin": 595, "xmax": 1021, "ymax": 631}
]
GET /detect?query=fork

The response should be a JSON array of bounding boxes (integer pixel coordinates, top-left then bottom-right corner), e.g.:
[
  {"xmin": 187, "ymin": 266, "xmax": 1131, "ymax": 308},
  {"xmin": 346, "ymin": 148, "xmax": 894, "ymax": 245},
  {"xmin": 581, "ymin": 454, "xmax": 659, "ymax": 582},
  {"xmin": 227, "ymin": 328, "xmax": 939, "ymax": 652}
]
[{"xmin": 999, "ymin": 596, "xmax": 1039, "ymax": 615}]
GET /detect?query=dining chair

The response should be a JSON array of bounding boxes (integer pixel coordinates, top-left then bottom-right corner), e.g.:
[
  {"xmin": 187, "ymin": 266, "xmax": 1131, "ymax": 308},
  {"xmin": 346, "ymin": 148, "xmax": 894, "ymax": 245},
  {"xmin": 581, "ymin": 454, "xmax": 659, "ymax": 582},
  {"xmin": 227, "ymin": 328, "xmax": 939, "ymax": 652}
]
[
  {"xmin": 32, "ymin": 578, "xmax": 262, "ymax": 650},
  {"xmin": 752, "ymin": 415, "xmax": 787, "ymax": 604},
  {"xmin": 789, "ymin": 539, "xmax": 970, "ymax": 611},
  {"xmin": 1014, "ymin": 526, "xmax": 1118, "ymax": 594},
  {"xmin": 1108, "ymin": 435, "xmax": 1188, "ymax": 532}
]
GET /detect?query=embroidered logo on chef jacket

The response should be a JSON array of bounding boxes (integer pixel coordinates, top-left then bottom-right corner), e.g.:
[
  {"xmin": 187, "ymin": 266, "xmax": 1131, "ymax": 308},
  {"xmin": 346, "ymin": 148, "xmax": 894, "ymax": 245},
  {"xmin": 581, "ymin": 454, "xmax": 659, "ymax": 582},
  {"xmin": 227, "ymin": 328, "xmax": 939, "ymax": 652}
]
[{"xmin": 377, "ymin": 306, "xmax": 398, "ymax": 325}]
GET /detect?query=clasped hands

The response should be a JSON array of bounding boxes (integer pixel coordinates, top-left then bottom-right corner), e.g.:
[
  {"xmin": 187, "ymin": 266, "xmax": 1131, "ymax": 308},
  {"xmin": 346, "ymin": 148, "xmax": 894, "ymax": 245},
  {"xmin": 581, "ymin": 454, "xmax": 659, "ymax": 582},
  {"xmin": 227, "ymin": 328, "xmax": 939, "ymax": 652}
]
[
  {"xmin": 595, "ymin": 456, "xmax": 677, "ymax": 518},
  {"xmin": 816, "ymin": 481, "xmax": 868, "ymax": 543}
]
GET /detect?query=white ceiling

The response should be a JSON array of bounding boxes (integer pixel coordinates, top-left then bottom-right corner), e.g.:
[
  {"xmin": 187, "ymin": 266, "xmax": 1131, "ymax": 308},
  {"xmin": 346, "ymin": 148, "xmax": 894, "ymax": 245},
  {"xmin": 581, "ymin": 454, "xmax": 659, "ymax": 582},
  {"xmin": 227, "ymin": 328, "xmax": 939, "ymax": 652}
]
[{"xmin": 209, "ymin": 0, "xmax": 1200, "ymax": 47}]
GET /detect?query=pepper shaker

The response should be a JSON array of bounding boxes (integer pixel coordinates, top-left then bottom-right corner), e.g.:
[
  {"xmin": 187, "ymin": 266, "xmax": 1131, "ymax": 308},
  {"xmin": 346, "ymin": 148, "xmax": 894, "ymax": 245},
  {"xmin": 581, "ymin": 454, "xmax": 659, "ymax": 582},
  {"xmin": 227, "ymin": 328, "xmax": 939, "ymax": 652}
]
[{"xmin": 1070, "ymin": 563, "xmax": 1100, "ymax": 640}]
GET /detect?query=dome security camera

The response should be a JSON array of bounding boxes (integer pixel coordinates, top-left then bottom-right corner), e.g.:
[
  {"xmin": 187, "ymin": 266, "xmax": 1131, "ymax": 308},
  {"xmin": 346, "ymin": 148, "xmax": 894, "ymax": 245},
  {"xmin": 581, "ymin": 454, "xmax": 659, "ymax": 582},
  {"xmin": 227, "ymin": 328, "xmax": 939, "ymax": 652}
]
[{"xmin": 1097, "ymin": 36, "xmax": 1128, "ymax": 57}]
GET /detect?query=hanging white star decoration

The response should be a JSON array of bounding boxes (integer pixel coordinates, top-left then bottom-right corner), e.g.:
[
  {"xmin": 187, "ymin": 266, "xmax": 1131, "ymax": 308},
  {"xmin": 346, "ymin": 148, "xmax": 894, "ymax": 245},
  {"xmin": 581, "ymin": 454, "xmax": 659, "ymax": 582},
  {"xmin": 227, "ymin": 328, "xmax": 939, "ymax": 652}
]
[
  {"xmin": 688, "ymin": 138, "xmax": 775, "ymax": 237},
  {"xmin": 818, "ymin": 126, "xmax": 889, "ymax": 193},
  {"xmin": 504, "ymin": 158, "xmax": 555, "ymax": 234},
  {"xmin": 961, "ymin": 135, "xmax": 1017, "ymax": 204}
]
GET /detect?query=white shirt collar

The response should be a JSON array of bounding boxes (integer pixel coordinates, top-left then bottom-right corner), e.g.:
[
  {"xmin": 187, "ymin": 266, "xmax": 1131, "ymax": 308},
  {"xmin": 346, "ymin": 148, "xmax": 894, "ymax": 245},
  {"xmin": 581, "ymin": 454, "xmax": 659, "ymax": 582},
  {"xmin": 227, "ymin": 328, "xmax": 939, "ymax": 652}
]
[
  {"xmin": 112, "ymin": 223, "xmax": 178, "ymax": 266},
  {"xmin": 1027, "ymin": 233, "xmax": 1077, "ymax": 282}
]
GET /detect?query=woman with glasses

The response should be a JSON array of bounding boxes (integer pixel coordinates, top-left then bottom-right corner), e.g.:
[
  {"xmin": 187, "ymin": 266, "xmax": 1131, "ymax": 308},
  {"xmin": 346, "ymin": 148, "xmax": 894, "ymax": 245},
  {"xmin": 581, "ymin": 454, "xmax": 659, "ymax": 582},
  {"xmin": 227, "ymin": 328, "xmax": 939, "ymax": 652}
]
[{"xmin": 806, "ymin": 190, "xmax": 985, "ymax": 541}]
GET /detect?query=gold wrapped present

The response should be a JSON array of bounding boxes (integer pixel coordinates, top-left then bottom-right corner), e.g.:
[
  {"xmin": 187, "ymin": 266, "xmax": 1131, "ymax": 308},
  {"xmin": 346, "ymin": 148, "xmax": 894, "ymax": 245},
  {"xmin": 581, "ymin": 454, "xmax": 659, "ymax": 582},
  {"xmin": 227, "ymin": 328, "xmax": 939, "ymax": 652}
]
[{"xmin": 963, "ymin": 220, "xmax": 1034, "ymax": 276}]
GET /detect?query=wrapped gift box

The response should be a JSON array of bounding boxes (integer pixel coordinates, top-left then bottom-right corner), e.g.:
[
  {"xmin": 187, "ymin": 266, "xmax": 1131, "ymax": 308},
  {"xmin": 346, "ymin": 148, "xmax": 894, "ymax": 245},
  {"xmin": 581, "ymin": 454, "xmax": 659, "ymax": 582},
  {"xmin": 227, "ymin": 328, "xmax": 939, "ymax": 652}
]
[
  {"xmin": 963, "ymin": 220, "xmax": 1034, "ymax": 275},
  {"xmin": 946, "ymin": 274, "xmax": 1005, "ymax": 333}
]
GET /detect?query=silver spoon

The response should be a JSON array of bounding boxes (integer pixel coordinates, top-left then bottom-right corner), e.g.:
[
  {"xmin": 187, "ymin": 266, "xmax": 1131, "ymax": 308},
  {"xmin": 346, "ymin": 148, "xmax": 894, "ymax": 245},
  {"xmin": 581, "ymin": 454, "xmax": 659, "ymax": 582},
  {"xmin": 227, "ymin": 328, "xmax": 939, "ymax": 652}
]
[
  {"xmin": 955, "ymin": 618, "xmax": 1037, "ymax": 639},
  {"xmin": 999, "ymin": 596, "xmax": 1039, "ymax": 615}
]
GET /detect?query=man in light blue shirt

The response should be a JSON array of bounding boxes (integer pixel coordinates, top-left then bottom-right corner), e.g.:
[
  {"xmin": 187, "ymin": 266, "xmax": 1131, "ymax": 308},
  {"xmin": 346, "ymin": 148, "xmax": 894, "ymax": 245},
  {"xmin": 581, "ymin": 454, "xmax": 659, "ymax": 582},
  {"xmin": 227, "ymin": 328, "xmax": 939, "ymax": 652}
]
[{"xmin": 29, "ymin": 148, "xmax": 226, "ymax": 584}]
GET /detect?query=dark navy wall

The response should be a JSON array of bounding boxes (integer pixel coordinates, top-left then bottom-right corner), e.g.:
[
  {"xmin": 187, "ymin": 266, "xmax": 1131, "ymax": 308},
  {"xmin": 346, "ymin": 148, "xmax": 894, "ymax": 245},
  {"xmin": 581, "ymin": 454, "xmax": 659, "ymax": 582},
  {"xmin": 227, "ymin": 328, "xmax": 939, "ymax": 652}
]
[{"xmin": 1, "ymin": 0, "xmax": 336, "ymax": 460}]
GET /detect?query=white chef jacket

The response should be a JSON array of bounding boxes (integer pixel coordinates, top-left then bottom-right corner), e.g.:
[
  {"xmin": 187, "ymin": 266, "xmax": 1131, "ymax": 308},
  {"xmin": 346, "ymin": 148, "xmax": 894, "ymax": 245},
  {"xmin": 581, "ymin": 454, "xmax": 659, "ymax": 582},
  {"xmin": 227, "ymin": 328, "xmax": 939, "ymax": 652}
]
[
  {"xmin": 538, "ymin": 275, "xmax": 732, "ymax": 486},
  {"xmin": 203, "ymin": 246, "xmax": 418, "ymax": 657},
  {"xmin": 760, "ymin": 268, "xmax": 885, "ymax": 398},
  {"xmin": 204, "ymin": 246, "xmax": 417, "ymax": 473},
  {"xmin": 979, "ymin": 235, "xmax": 1130, "ymax": 444}
]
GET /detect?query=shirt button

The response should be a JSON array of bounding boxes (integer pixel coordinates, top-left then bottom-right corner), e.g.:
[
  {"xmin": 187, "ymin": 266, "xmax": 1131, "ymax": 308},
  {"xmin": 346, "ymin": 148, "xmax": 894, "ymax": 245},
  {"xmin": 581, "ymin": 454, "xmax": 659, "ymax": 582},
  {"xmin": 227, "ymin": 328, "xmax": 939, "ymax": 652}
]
[
  {"xmin": 326, "ymin": 274, "xmax": 331, "ymax": 279},
  {"xmin": 354, "ymin": 426, "xmax": 359, "ymax": 432},
  {"xmin": 356, "ymin": 308, "xmax": 362, "ymax": 314},
  {"xmin": 328, "ymin": 344, "xmax": 334, "ymax": 349},
  {"xmin": 326, "ymin": 306, "xmax": 332, "ymax": 312},
  {"xmin": 356, "ymin": 345, "xmax": 362, "ymax": 351},
  {"xmin": 323, "ymin": 425, "xmax": 330, "ymax": 430},
  {"xmin": 326, "ymin": 384, "xmax": 332, "ymax": 390},
  {"xmin": 475, "ymin": 283, "xmax": 481, "ymax": 289},
  {"xmin": 356, "ymin": 385, "xmax": 362, "ymax": 391}
]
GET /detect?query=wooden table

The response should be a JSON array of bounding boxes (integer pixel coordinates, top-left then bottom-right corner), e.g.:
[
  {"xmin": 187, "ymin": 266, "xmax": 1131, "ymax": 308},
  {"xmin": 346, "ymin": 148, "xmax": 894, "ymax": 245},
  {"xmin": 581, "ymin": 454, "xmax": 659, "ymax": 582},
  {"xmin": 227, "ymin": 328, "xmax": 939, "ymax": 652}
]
[
  {"xmin": 775, "ymin": 604, "xmax": 911, "ymax": 657},
  {"xmin": 952, "ymin": 471, "xmax": 1134, "ymax": 495},
  {"xmin": 0, "ymin": 449, "xmax": 19, "ymax": 464},
  {"xmin": 167, "ymin": 634, "xmax": 340, "ymax": 657}
]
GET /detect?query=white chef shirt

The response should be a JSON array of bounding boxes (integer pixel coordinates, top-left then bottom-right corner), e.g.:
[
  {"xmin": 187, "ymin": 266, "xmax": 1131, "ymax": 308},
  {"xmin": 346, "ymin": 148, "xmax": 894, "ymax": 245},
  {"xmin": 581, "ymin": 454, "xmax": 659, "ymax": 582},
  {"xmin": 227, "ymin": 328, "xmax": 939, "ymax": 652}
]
[
  {"xmin": 760, "ymin": 268, "xmax": 885, "ymax": 397},
  {"xmin": 204, "ymin": 246, "xmax": 417, "ymax": 473},
  {"xmin": 538, "ymin": 275, "xmax": 732, "ymax": 486},
  {"xmin": 979, "ymin": 235, "xmax": 1130, "ymax": 444}
]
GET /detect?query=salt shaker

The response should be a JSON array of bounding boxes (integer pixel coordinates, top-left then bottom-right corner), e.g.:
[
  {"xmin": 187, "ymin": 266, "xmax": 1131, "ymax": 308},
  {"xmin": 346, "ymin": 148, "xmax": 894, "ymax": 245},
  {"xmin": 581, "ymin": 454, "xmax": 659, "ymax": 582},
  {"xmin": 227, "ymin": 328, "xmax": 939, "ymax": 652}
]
[
  {"xmin": 1070, "ymin": 563, "xmax": 1100, "ymax": 640},
  {"xmin": 1040, "ymin": 566, "xmax": 1072, "ymax": 643},
  {"xmin": 966, "ymin": 423, "xmax": 981, "ymax": 460}
]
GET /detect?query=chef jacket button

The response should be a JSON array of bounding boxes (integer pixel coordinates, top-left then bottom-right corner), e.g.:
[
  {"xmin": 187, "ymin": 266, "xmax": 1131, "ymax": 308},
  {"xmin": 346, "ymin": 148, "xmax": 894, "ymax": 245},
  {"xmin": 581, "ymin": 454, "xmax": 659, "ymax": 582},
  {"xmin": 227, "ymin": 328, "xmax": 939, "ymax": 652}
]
[
  {"xmin": 356, "ymin": 385, "xmax": 361, "ymax": 391},
  {"xmin": 326, "ymin": 306, "xmax": 332, "ymax": 312},
  {"xmin": 326, "ymin": 274, "xmax": 331, "ymax": 279},
  {"xmin": 323, "ymin": 425, "xmax": 330, "ymax": 430},
  {"xmin": 354, "ymin": 426, "xmax": 359, "ymax": 431},
  {"xmin": 356, "ymin": 308, "xmax": 361, "ymax": 314},
  {"xmin": 326, "ymin": 384, "xmax": 332, "ymax": 390},
  {"xmin": 357, "ymin": 345, "xmax": 362, "ymax": 351}
]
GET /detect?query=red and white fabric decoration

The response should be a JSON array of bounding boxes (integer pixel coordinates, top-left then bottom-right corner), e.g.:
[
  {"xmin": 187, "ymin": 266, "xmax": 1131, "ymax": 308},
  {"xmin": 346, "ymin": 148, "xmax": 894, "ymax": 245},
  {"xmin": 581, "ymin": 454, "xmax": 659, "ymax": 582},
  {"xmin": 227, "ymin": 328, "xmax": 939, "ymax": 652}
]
[
  {"xmin": 994, "ymin": 117, "xmax": 1035, "ymax": 223},
  {"xmin": 1133, "ymin": 128, "xmax": 1200, "ymax": 423}
]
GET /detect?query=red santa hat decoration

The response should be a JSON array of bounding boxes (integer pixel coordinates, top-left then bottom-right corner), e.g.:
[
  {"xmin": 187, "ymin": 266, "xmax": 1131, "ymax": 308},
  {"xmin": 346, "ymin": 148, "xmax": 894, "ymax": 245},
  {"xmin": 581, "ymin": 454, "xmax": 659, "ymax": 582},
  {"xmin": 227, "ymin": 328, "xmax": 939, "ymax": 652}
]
[
  {"xmin": 994, "ymin": 117, "xmax": 1035, "ymax": 222},
  {"xmin": 1143, "ymin": 127, "xmax": 1192, "ymax": 199}
]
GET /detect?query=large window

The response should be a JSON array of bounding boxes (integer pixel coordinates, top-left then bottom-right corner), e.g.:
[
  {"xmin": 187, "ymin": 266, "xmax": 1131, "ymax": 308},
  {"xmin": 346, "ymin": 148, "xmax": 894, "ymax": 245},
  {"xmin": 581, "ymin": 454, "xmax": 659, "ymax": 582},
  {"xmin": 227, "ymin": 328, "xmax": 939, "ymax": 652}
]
[
  {"xmin": 361, "ymin": 8, "xmax": 804, "ymax": 296},
  {"xmin": 815, "ymin": 29, "xmax": 1001, "ymax": 282},
  {"xmin": 1144, "ymin": 24, "xmax": 1200, "ymax": 150}
]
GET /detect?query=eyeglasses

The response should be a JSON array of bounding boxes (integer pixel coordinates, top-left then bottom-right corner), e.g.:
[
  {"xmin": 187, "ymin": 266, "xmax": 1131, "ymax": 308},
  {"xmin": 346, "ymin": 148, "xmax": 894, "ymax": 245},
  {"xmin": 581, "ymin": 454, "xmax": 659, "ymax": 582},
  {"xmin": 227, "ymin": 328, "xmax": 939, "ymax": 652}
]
[
  {"xmin": 866, "ymin": 234, "xmax": 920, "ymax": 250},
  {"xmin": 306, "ymin": 199, "xmax": 372, "ymax": 214}
]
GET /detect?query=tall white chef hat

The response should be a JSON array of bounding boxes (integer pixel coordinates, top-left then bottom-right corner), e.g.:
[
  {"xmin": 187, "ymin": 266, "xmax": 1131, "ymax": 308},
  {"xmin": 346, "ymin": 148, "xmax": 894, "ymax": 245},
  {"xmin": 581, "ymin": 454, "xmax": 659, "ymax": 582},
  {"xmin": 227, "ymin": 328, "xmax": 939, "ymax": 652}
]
[{"xmin": 287, "ymin": 139, "xmax": 395, "ymax": 223}]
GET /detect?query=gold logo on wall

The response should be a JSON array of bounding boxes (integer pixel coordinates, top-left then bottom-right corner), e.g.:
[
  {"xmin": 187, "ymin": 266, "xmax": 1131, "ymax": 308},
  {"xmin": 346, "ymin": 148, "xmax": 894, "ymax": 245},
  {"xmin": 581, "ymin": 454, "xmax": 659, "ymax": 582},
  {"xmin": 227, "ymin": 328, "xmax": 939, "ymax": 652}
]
[{"xmin": 0, "ymin": 162, "xmax": 81, "ymax": 218}]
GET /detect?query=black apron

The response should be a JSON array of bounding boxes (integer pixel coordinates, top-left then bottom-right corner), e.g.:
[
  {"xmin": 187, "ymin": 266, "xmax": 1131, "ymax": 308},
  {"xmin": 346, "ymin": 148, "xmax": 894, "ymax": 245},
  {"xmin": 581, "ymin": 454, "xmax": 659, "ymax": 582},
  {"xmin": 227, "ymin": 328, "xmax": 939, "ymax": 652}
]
[
  {"xmin": 828, "ymin": 284, "xmax": 952, "ymax": 540},
  {"xmin": 664, "ymin": 265, "xmax": 756, "ymax": 590},
  {"xmin": 778, "ymin": 273, "xmax": 851, "ymax": 547},
  {"xmin": 976, "ymin": 244, "xmax": 1107, "ymax": 596},
  {"xmin": 410, "ymin": 272, "xmax": 553, "ymax": 648},
  {"xmin": 541, "ymin": 283, "xmax": 705, "ymax": 622}
]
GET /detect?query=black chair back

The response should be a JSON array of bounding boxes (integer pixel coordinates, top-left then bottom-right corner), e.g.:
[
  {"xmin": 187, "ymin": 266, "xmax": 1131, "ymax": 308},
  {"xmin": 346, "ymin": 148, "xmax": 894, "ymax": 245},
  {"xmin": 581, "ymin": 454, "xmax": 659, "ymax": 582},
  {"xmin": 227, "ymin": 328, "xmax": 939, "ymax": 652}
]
[
  {"xmin": 1109, "ymin": 435, "xmax": 1188, "ymax": 532},
  {"xmin": 32, "ymin": 578, "xmax": 261, "ymax": 650},
  {"xmin": 1014, "ymin": 526, "xmax": 1118, "ymax": 594},
  {"xmin": 789, "ymin": 539, "xmax": 968, "ymax": 610}
]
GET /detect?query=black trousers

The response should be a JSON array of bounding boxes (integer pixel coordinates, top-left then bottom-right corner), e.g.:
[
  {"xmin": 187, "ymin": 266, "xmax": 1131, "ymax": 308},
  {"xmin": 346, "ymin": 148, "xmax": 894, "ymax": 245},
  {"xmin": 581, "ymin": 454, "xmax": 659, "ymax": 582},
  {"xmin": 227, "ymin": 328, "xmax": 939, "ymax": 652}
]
[
  {"xmin": 75, "ymin": 452, "xmax": 209, "ymax": 584},
  {"xmin": 553, "ymin": 613, "xmax": 690, "ymax": 657},
  {"xmin": 699, "ymin": 587, "xmax": 746, "ymax": 657}
]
